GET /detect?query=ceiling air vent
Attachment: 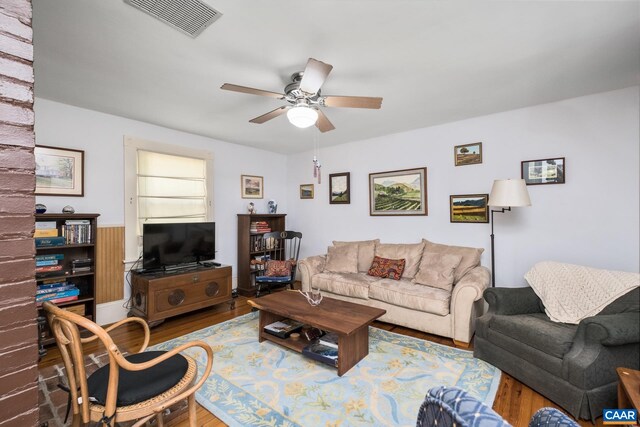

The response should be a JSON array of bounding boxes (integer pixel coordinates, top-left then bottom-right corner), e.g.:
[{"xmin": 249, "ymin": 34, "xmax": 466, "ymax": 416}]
[{"xmin": 124, "ymin": 0, "xmax": 222, "ymax": 38}]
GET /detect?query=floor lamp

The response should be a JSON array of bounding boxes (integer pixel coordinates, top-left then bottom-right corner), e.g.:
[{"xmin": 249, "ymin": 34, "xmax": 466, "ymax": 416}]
[{"xmin": 488, "ymin": 179, "xmax": 531, "ymax": 287}]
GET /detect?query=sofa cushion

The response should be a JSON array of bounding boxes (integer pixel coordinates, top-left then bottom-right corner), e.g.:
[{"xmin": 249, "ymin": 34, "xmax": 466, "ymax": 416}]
[
  {"xmin": 422, "ymin": 239, "xmax": 484, "ymax": 283},
  {"xmin": 311, "ymin": 272, "xmax": 376, "ymax": 300},
  {"xmin": 489, "ymin": 313, "xmax": 578, "ymax": 359},
  {"xmin": 369, "ymin": 279, "xmax": 451, "ymax": 315},
  {"xmin": 375, "ymin": 241, "xmax": 425, "ymax": 278},
  {"xmin": 324, "ymin": 245, "xmax": 358, "ymax": 274},
  {"xmin": 367, "ymin": 256, "xmax": 406, "ymax": 280},
  {"xmin": 333, "ymin": 239, "xmax": 380, "ymax": 272},
  {"xmin": 413, "ymin": 252, "xmax": 463, "ymax": 292}
]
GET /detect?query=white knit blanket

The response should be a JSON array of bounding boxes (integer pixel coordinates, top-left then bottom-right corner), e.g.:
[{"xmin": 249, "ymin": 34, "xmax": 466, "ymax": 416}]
[{"xmin": 524, "ymin": 261, "xmax": 639, "ymax": 324}]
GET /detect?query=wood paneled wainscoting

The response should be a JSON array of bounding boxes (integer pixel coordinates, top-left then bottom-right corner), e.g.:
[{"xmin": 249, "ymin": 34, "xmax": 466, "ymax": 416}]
[{"xmin": 96, "ymin": 226, "xmax": 124, "ymax": 303}]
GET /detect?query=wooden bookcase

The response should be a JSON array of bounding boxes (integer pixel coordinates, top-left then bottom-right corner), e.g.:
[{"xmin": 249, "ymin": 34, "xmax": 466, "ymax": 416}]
[
  {"xmin": 237, "ymin": 214, "xmax": 286, "ymax": 296},
  {"xmin": 35, "ymin": 213, "xmax": 99, "ymax": 354}
]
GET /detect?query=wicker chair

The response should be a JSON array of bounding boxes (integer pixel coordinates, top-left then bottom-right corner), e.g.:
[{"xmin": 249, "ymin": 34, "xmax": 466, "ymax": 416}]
[{"xmin": 43, "ymin": 301, "xmax": 213, "ymax": 427}]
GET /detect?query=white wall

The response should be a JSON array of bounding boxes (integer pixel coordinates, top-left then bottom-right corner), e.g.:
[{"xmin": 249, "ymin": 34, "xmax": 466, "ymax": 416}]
[
  {"xmin": 286, "ymin": 87, "xmax": 640, "ymax": 287},
  {"xmin": 34, "ymin": 98, "xmax": 288, "ymax": 322}
]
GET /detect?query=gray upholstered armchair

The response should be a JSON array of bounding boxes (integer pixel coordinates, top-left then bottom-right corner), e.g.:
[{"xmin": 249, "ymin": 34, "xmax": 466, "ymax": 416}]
[{"xmin": 474, "ymin": 287, "xmax": 639, "ymax": 422}]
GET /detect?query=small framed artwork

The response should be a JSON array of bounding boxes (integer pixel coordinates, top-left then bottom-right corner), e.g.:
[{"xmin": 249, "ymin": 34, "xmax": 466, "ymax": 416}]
[
  {"xmin": 454, "ymin": 142, "xmax": 483, "ymax": 166},
  {"xmin": 450, "ymin": 194, "xmax": 489, "ymax": 223},
  {"xmin": 329, "ymin": 172, "xmax": 350, "ymax": 204},
  {"xmin": 521, "ymin": 157, "xmax": 565, "ymax": 185},
  {"xmin": 369, "ymin": 167, "xmax": 427, "ymax": 216},
  {"xmin": 300, "ymin": 184, "xmax": 314, "ymax": 199},
  {"xmin": 241, "ymin": 175, "xmax": 263, "ymax": 199},
  {"xmin": 35, "ymin": 145, "xmax": 85, "ymax": 196}
]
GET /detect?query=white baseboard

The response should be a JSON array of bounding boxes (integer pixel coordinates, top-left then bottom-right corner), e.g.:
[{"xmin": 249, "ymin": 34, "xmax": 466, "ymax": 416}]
[{"xmin": 96, "ymin": 299, "xmax": 129, "ymax": 325}]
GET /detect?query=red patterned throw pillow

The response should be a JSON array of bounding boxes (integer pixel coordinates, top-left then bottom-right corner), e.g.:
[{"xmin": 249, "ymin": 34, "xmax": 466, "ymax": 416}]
[
  {"xmin": 265, "ymin": 260, "xmax": 293, "ymax": 277},
  {"xmin": 367, "ymin": 256, "xmax": 406, "ymax": 280}
]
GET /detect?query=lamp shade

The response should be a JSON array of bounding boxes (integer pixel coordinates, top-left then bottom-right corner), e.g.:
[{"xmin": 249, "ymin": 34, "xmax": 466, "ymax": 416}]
[
  {"xmin": 488, "ymin": 179, "xmax": 531, "ymax": 207},
  {"xmin": 287, "ymin": 105, "xmax": 318, "ymax": 128}
]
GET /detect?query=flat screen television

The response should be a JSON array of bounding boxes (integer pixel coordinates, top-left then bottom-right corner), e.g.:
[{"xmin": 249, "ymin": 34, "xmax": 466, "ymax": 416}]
[{"xmin": 142, "ymin": 222, "xmax": 215, "ymax": 270}]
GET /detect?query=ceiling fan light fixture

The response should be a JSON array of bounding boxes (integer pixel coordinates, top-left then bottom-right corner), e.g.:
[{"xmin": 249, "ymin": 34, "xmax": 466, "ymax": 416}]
[{"xmin": 287, "ymin": 104, "xmax": 318, "ymax": 128}]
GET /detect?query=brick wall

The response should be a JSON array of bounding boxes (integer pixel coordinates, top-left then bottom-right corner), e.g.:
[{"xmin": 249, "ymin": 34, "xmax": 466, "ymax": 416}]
[{"xmin": 0, "ymin": 0, "xmax": 38, "ymax": 426}]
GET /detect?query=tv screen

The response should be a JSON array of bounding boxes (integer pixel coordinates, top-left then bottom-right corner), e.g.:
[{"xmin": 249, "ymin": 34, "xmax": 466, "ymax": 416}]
[{"xmin": 142, "ymin": 222, "xmax": 215, "ymax": 270}]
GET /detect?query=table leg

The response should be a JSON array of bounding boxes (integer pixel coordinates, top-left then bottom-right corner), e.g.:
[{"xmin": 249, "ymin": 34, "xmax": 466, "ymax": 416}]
[{"xmin": 338, "ymin": 325, "xmax": 369, "ymax": 376}]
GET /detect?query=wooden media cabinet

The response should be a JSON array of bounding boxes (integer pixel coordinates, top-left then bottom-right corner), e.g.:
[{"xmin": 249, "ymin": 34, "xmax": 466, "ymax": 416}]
[{"xmin": 129, "ymin": 265, "xmax": 234, "ymax": 325}]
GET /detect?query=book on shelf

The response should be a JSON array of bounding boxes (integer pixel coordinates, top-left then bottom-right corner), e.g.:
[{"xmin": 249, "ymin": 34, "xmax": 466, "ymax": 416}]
[
  {"xmin": 35, "ymin": 236, "xmax": 66, "ymax": 247},
  {"xmin": 35, "ymin": 259, "xmax": 59, "ymax": 267},
  {"xmin": 36, "ymin": 254, "xmax": 64, "ymax": 262},
  {"xmin": 36, "ymin": 287, "xmax": 80, "ymax": 302},
  {"xmin": 38, "ymin": 280, "xmax": 68, "ymax": 289},
  {"xmin": 39, "ymin": 295, "xmax": 79, "ymax": 305},
  {"xmin": 35, "ymin": 221, "xmax": 57, "ymax": 229},
  {"xmin": 302, "ymin": 341, "xmax": 338, "ymax": 367},
  {"xmin": 34, "ymin": 229, "xmax": 59, "ymax": 238},
  {"xmin": 37, "ymin": 284, "xmax": 75, "ymax": 295},
  {"xmin": 35, "ymin": 265, "xmax": 63, "ymax": 273},
  {"xmin": 263, "ymin": 319, "xmax": 304, "ymax": 339},
  {"xmin": 319, "ymin": 332, "xmax": 339, "ymax": 349}
]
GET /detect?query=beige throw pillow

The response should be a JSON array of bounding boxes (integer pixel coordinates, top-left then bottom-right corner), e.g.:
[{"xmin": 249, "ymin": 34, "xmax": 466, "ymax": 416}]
[
  {"xmin": 422, "ymin": 239, "xmax": 484, "ymax": 283},
  {"xmin": 413, "ymin": 252, "xmax": 463, "ymax": 292},
  {"xmin": 324, "ymin": 245, "xmax": 358, "ymax": 274},
  {"xmin": 333, "ymin": 239, "xmax": 380, "ymax": 272},
  {"xmin": 375, "ymin": 241, "xmax": 425, "ymax": 279}
]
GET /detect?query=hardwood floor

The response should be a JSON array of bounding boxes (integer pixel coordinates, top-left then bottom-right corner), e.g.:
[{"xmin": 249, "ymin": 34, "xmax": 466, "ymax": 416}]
[{"xmin": 39, "ymin": 295, "xmax": 602, "ymax": 427}]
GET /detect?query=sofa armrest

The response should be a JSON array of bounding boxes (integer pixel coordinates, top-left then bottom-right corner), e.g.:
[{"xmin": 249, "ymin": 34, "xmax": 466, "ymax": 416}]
[
  {"xmin": 451, "ymin": 266, "xmax": 490, "ymax": 344},
  {"xmin": 562, "ymin": 312, "xmax": 640, "ymax": 389},
  {"xmin": 298, "ymin": 255, "xmax": 326, "ymax": 292},
  {"xmin": 577, "ymin": 312, "xmax": 640, "ymax": 346},
  {"xmin": 483, "ymin": 287, "xmax": 543, "ymax": 316}
]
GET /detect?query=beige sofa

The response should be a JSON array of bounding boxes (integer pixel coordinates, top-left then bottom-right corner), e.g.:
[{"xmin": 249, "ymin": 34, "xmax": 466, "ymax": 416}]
[{"xmin": 298, "ymin": 239, "xmax": 490, "ymax": 347}]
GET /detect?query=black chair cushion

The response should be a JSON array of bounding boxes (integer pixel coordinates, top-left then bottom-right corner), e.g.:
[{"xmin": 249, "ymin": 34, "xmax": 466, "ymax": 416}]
[{"xmin": 87, "ymin": 351, "xmax": 188, "ymax": 406}]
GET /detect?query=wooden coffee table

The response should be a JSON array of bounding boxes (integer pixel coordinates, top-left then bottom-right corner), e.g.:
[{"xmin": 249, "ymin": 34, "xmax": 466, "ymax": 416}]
[{"xmin": 248, "ymin": 291, "xmax": 386, "ymax": 376}]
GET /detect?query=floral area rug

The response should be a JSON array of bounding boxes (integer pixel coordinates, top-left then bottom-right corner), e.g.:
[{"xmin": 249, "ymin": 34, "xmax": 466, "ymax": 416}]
[{"xmin": 150, "ymin": 312, "xmax": 501, "ymax": 427}]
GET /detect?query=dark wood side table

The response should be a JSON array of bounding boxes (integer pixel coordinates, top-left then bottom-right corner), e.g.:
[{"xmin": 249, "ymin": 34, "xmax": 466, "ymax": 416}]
[{"xmin": 617, "ymin": 367, "xmax": 640, "ymax": 410}]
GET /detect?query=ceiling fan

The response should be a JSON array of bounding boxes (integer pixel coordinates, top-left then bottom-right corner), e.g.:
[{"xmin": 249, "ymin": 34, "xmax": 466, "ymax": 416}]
[{"xmin": 221, "ymin": 58, "xmax": 383, "ymax": 132}]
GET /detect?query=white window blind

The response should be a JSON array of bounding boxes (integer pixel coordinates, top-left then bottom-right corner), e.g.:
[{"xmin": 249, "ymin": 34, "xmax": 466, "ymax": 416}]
[{"xmin": 137, "ymin": 150, "xmax": 208, "ymax": 235}]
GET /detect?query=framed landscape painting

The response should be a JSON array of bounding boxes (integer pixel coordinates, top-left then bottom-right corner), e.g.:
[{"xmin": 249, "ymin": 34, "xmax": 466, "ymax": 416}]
[
  {"xmin": 241, "ymin": 175, "xmax": 263, "ymax": 198},
  {"xmin": 329, "ymin": 172, "xmax": 350, "ymax": 204},
  {"xmin": 454, "ymin": 142, "xmax": 483, "ymax": 166},
  {"xmin": 521, "ymin": 157, "xmax": 565, "ymax": 185},
  {"xmin": 35, "ymin": 145, "xmax": 84, "ymax": 196},
  {"xmin": 450, "ymin": 194, "xmax": 489, "ymax": 223},
  {"xmin": 369, "ymin": 167, "xmax": 427, "ymax": 216},
  {"xmin": 300, "ymin": 184, "xmax": 314, "ymax": 199}
]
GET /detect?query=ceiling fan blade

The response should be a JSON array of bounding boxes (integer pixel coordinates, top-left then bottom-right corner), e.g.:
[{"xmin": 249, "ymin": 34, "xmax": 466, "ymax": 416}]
[
  {"xmin": 323, "ymin": 95, "xmax": 383, "ymax": 109},
  {"xmin": 249, "ymin": 106, "xmax": 290, "ymax": 124},
  {"xmin": 299, "ymin": 58, "xmax": 333, "ymax": 95},
  {"xmin": 315, "ymin": 109, "xmax": 335, "ymax": 133},
  {"xmin": 221, "ymin": 83, "xmax": 284, "ymax": 99}
]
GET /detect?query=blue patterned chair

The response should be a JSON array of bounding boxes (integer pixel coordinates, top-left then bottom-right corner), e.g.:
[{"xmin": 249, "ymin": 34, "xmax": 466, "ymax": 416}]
[{"xmin": 416, "ymin": 386, "xmax": 579, "ymax": 427}]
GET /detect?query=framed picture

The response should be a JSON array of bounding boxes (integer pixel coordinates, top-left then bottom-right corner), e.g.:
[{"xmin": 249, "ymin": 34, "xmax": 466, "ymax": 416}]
[
  {"xmin": 521, "ymin": 157, "xmax": 565, "ymax": 185},
  {"xmin": 300, "ymin": 184, "xmax": 314, "ymax": 199},
  {"xmin": 329, "ymin": 172, "xmax": 350, "ymax": 204},
  {"xmin": 454, "ymin": 142, "xmax": 483, "ymax": 166},
  {"xmin": 450, "ymin": 194, "xmax": 489, "ymax": 223},
  {"xmin": 35, "ymin": 145, "xmax": 84, "ymax": 196},
  {"xmin": 241, "ymin": 175, "xmax": 263, "ymax": 199},
  {"xmin": 369, "ymin": 167, "xmax": 427, "ymax": 216}
]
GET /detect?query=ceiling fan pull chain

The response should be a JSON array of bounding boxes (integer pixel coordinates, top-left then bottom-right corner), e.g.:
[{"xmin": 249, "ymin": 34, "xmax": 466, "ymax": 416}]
[
  {"xmin": 317, "ymin": 163, "xmax": 321, "ymax": 184},
  {"xmin": 313, "ymin": 155, "xmax": 318, "ymax": 178}
]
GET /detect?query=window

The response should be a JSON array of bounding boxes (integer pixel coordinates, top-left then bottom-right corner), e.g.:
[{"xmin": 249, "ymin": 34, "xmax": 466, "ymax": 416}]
[{"xmin": 124, "ymin": 137, "xmax": 213, "ymax": 263}]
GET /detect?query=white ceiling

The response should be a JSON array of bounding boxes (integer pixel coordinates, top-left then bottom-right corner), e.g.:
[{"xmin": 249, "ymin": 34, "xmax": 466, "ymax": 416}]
[{"xmin": 32, "ymin": 1, "xmax": 639, "ymax": 154}]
